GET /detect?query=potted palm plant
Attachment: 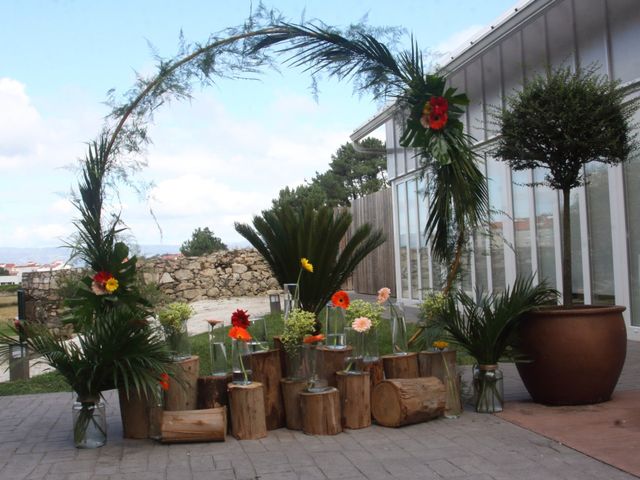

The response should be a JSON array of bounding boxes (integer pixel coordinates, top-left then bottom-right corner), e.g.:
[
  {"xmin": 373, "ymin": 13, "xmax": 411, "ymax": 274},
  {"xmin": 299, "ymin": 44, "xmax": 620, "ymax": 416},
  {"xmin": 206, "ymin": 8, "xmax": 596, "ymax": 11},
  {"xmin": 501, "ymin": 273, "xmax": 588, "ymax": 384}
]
[
  {"xmin": 495, "ymin": 66, "xmax": 639, "ymax": 405},
  {"xmin": 441, "ymin": 276, "xmax": 557, "ymax": 412}
]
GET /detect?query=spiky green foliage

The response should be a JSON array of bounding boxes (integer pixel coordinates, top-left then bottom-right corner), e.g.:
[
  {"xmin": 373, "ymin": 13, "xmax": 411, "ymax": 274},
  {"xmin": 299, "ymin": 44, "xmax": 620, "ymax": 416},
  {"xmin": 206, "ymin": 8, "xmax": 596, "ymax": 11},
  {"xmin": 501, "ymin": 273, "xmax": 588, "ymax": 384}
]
[
  {"xmin": 495, "ymin": 66, "xmax": 639, "ymax": 306},
  {"xmin": 441, "ymin": 276, "xmax": 558, "ymax": 365},
  {"xmin": 0, "ymin": 309, "xmax": 173, "ymax": 400},
  {"xmin": 235, "ymin": 204, "xmax": 385, "ymax": 315}
]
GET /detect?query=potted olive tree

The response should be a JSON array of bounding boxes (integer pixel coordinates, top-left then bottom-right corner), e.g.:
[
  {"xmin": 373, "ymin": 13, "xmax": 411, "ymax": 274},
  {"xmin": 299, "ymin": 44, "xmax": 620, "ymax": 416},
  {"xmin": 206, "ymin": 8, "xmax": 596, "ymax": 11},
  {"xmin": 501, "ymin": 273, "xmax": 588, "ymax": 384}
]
[{"xmin": 495, "ymin": 66, "xmax": 639, "ymax": 405}]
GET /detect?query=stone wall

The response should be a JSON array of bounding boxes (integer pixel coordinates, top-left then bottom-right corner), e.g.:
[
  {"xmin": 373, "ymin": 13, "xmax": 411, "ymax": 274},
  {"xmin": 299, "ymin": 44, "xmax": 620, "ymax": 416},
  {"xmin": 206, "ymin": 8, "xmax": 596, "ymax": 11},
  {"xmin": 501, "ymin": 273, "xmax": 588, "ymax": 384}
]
[
  {"xmin": 139, "ymin": 249, "xmax": 279, "ymax": 302},
  {"xmin": 21, "ymin": 248, "xmax": 278, "ymax": 326}
]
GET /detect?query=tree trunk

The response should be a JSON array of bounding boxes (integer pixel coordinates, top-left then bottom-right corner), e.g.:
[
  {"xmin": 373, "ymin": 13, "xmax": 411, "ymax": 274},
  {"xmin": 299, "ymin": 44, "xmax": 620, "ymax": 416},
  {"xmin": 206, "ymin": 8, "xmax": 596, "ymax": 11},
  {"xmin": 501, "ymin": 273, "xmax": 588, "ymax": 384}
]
[
  {"xmin": 118, "ymin": 388, "xmax": 150, "ymax": 439},
  {"xmin": 160, "ymin": 408, "xmax": 226, "ymax": 443},
  {"xmin": 372, "ymin": 377, "xmax": 445, "ymax": 427},
  {"xmin": 280, "ymin": 378, "xmax": 307, "ymax": 430},
  {"xmin": 299, "ymin": 387, "xmax": 342, "ymax": 435},
  {"xmin": 228, "ymin": 382, "xmax": 267, "ymax": 440},
  {"xmin": 363, "ymin": 359, "xmax": 384, "ymax": 392},
  {"xmin": 562, "ymin": 188, "xmax": 572, "ymax": 306},
  {"xmin": 318, "ymin": 346, "xmax": 353, "ymax": 387},
  {"xmin": 382, "ymin": 352, "xmax": 419, "ymax": 379},
  {"xmin": 250, "ymin": 349, "xmax": 285, "ymax": 430},
  {"xmin": 164, "ymin": 356, "xmax": 200, "ymax": 411},
  {"xmin": 336, "ymin": 372, "xmax": 371, "ymax": 429},
  {"xmin": 197, "ymin": 375, "xmax": 231, "ymax": 409}
]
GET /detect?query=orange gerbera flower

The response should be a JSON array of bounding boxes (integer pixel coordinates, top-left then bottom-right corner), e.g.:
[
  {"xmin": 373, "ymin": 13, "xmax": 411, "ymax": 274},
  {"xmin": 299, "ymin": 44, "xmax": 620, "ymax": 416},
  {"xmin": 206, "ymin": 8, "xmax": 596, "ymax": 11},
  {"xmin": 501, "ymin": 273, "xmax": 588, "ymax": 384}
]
[
  {"xmin": 331, "ymin": 290, "xmax": 350, "ymax": 309},
  {"xmin": 159, "ymin": 373, "xmax": 170, "ymax": 391},
  {"xmin": 229, "ymin": 326, "xmax": 252, "ymax": 341},
  {"xmin": 303, "ymin": 333, "xmax": 325, "ymax": 344}
]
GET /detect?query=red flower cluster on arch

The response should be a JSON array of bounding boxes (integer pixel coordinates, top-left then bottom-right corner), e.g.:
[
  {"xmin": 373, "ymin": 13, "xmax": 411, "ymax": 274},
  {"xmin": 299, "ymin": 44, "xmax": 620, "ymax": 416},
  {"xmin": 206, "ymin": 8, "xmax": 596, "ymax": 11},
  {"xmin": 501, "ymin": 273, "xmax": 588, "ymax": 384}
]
[{"xmin": 420, "ymin": 96, "xmax": 449, "ymax": 131}]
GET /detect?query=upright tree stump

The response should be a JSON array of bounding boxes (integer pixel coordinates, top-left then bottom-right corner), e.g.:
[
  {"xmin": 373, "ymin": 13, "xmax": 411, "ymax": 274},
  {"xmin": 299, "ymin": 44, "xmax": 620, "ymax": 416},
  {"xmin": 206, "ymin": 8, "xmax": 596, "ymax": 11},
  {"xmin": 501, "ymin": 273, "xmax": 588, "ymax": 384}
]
[
  {"xmin": 363, "ymin": 359, "xmax": 384, "ymax": 391},
  {"xmin": 273, "ymin": 336, "xmax": 287, "ymax": 377},
  {"xmin": 299, "ymin": 387, "xmax": 342, "ymax": 435},
  {"xmin": 418, "ymin": 350, "xmax": 457, "ymax": 382},
  {"xmin": 197, "ymin": 374, "xmax": 232, "ymax": 409},
  {"xmin": 164, "ymin": 356, "xmax": 199, "ymax": 411},
  {"xmin": 382, "ymin": 352, "xmax": 419, "ymax": 379},
  {"xmin": 336, "ymin": 372, "xmax": 371, "ymax": 429},
  {"xmin": 318, "ymin": 346, "xmax": 352, "ymax": 387},
  {"xmin": 372, "ymin": 377, "xmax": 445, "ymax": 427},
  {"xmin": 280, "ymin": 378, "xmax": 307, "ymax": 430},
  {"xmin": 228, "ymin": 382, "xmax": 267, "ymax": 440},
  {"xmin": 250, "ymin": 349, "xmax": 285, "ymax": 430},
  {"xmin": 118, "ymin": 388, "xmax": 151, "ymax": 439},
  {"xmin": 160, "ymin": 407, "xmax": 226, "ymax": 443}
]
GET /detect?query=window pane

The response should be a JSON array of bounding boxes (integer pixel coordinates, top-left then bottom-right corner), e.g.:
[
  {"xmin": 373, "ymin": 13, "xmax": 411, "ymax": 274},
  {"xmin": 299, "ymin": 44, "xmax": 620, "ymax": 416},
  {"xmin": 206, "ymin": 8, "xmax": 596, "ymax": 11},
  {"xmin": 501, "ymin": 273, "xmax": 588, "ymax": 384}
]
[
  {"xmin": 534, "ymin": 169, "xmax": 557, "ymax": 288},
  {"xmin": 625, "ymin": 150, "xmax": 640, "ymax": 326},
  {"xmin": 396, "ymin": 182, "xmax": 409, "ymax": 299},
  {"xmin": 407, "ymin": 179, "xmax": 420, "ymax": 299},
  {"xmin": 586, "ymin": 162, "xmax": 615, "ymax": 305},
  {"xmin": 487, "ymin": 157, "xmax": 506, "ymax": 292},
  {"xmin": 474, "ymin": 231, "xmax": 489, "ymax": 293},
  {"xmin": 512, "ymin": 170, "xmax": 533, "ymax": 277},
  {"xmin": 417, "ymin": 178, "xmax": 431, "ymax": 292}
]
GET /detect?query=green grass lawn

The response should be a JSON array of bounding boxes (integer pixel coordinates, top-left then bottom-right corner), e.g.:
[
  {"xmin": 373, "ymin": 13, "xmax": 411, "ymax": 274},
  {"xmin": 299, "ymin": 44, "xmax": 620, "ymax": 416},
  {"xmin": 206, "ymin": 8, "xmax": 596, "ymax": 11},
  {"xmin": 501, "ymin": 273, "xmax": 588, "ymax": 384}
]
[{"xmin": 0, "ymin": 311, "xmax": 472, "ymax": 396}]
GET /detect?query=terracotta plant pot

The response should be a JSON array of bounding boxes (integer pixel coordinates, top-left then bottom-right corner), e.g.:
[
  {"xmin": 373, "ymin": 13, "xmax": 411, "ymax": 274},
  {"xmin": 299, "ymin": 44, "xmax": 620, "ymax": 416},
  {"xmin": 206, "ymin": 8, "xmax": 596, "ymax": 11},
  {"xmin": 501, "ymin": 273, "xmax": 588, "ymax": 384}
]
[{"xmin": 515, "ymin": 305, "xmax": 626, "ymax": 405}]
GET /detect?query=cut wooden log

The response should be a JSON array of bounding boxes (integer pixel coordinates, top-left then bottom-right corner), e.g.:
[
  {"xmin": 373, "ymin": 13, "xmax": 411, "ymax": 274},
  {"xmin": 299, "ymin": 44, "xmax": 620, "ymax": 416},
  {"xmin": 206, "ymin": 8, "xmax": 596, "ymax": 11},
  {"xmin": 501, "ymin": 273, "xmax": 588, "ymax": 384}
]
[
  {"xmin": 228, "ymin": 382, "xmax": 267, "ymax": 440},
  {"xmin": 317, "ymin": 345, "xmax": 352, "ymax": 387},
  {"xmin": 299, "ymin": 387, "xmax": 342, "ymax": 435},
  {"xmin": 164, "ymin": 356, "xmax": 200, "ymax": 411},
  {"xmin": 160, "ymin": 407, "xmax": 226, "ymax": 443},
  {"xmin": 273, "ymin": 336, "xmax": 287, "ymax": 377},
  {"xmin": 363, "ymin": 359, "xmax": 384, "ymax": 391},
  {"xmin": 250, "ymin": 349, "xmax": 285, "ymax": 430},
  {"xmin": 371, "ymin": 377, "xmax": 445, "ymax": 427},
  {"xmin": 418, "ymin": 350, "xmax": 457, "ymax": 382},
  {"xmin": 382, "ymin": 352, "xmax": 419, "ymax": 379},
  {"xmin": 280, "ymin": 378, "xmax": 307, "ymax": 430},
  {"xmin": 197, "ymin": 374, "xmax": 232, "ymax": 409},
  {"xmin": 118, "ymin": 388, "xmax": 150, "ymax": 439},
  {"xmin": 336, "ymin": 372, "xmax": 371, "ymax": 429}
]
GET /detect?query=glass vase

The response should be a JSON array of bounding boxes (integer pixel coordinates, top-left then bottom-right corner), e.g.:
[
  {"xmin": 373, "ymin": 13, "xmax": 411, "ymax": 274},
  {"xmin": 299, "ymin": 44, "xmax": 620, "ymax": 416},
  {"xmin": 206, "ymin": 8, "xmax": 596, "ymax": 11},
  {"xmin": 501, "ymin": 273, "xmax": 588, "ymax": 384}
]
[
  {"xmin": 208, "ymin": 321, "xmax": 228, "ymax": 377},
  {"xmin": 440, "ymin": 352, "xmax": 462, "ymax": 418},
  {"xmin": 248, "ymin": 316, "xmax": 269, "ymax": 352},
  {"xmin": 283, "ymin": 283, "xmax": 299, "ymax": 322},
  {"xmin": 165, "ymin": 320, "xmax": 191, "ymax": 362},
  {"xmin": 72, "ymin": 396, "xmax": 107, "ymax": 448},
  {"xmin": 472, "ymin": 364, "xmax": 504, "ymax": 413},
  {"xmin": 304, "ymin": 344, "xmax": 330, "ymax": 393},
  {"xmin": 284, "ymin": 344, "xmax": 306, "ymax": 380},
  {"xmin": 231, "ymin": 339, "xmax": 252, "ymax": 385},
  {"xmin": 324, "ymin": 305, "xmax": 346, "ymax": 350},
  {"xmin": 147, "ymin": 385, "xmax": 164, "ymax": 440},
  {"xmin": 362, "ymin": 328, "xmax": 379, "ymax": 363},
  {"xmin": 390, "ymin": 304, "xmax": 408, "ymax": 355},
  {"xmin": 344, "ymin": 327, "xmax": 364, "ymax": 374}
]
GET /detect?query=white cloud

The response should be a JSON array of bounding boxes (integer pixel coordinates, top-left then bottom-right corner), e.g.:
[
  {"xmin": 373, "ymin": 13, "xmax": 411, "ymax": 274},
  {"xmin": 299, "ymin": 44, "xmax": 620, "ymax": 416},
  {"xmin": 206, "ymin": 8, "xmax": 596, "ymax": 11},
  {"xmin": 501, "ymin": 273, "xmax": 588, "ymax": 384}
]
[{"xmin": 0, "ymin": 78, "xmax": 42, "ymax": 161}]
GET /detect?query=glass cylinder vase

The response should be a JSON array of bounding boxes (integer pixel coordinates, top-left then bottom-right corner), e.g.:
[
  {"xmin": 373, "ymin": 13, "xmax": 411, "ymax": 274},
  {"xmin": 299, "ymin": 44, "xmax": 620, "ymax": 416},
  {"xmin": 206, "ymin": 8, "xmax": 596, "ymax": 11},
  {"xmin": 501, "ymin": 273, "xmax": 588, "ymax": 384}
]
[
  {"xmin": 147, "ymin": 385, "xmax": 164, "ymax": 440},
  {"xmin": 344, "ymin": 327, "xmax": 364, "ymax": 374},
  {"xmin": 208, "ymin": 321, "xmax": 228, "ymax": 377},
  {"xmin": 231, "ymin": 339, "xmax": 252, "ymax": 385},
  {"xmin": 362, "ymin": 328, "xmax": 379, "ymax": 363},
  {"xmin": 440, "ymin": 352, "xmax": 462, "ymax": 419},
  {"xmin": 472, "ymin": 364, "xmax": 504, "ymax": 413},
  {"xmin": 304, "ymin": 344, "xmax": 330, "ymax": 393},
  {"xmin": 248, "ymin": 316, "xmax": 269, "ymax": 353},
  {"xmin": 72, "ymin": 397, "xmax": 107, "ymax": 448},
  {"xmin": 284, "ymin": 344, "xmax": 306, "ymax": 380},
  {"xmin": 165, "ymin": 320, "xmax": 191, "ymax": 362},
  {"xmin": 390, "ymin": 304, "xmax": 408, "ymax": 355},
  {"xmin": 283, "ymin": 283, "xmax": 299, "ymax": 322},
  {"xmin": 324, "ymin": 305, "xmax": 346, "ymax": 350}
]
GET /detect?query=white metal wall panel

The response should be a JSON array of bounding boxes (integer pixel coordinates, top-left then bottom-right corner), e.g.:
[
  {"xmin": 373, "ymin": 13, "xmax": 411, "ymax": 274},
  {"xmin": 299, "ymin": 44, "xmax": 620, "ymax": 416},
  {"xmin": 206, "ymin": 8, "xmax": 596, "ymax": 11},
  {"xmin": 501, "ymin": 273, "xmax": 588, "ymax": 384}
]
[{"xmin": 608, "ymin": 0, "xmax": 640, "ymax": 83}]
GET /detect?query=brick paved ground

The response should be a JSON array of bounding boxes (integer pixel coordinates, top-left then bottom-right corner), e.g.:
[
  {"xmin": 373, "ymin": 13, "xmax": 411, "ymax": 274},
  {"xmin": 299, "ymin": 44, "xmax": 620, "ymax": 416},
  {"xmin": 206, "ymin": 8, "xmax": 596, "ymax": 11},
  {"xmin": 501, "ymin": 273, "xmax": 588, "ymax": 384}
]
[{"xmin": 1, "ymin": 337, "xmax": 638, "ymax": 479}]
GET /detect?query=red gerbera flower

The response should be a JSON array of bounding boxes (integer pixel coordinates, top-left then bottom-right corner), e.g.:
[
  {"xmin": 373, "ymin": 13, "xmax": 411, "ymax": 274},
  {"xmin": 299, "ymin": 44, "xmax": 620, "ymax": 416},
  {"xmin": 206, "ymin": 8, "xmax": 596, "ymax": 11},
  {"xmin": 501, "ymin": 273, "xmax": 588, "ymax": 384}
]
[
  {"xmin": 93, "ymin": 271, "xmax": 112, "ymax": 284},
  {"xmin": 159, "ymin": 373, "xmax": 170, "ymax": 391},
  {"xmin": 429, "ymin": 111, "xmax": 448, "ymax": 130},
  {"xmin": 231, "ymin": 309, "xmax": 250, "ymax": 329},
  {"xmin": 229, "ymin": 326, "xmax": 252, "ymax": 341},
  {"xmin": 429, "ymin": 96, "xmax": 448, "ymax": 115},
  {"xmin": 331, "ymin": 290, "xmax": 350, "ymax": 309},
  {"xmin": 303, "ymin": 333, "xmax": 325, "ymax": 344}
]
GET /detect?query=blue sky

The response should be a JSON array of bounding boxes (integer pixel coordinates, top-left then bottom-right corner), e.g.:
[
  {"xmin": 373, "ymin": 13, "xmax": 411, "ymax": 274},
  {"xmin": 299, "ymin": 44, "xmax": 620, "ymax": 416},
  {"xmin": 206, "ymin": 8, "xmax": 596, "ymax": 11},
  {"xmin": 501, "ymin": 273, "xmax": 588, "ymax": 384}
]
[{"xmin": 0, "ymin": 0, "xmax": 519, "ymax": 252}]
